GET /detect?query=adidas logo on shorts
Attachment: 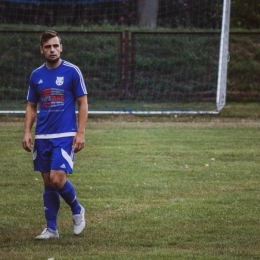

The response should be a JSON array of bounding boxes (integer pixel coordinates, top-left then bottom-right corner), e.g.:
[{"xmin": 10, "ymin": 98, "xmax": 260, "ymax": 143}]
[{"xmin": 60, "ymin": 164, "xmax": 66, "ymax": 169}]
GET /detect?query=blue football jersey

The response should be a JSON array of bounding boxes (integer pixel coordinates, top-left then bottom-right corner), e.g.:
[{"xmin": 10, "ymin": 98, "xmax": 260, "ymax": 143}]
[{"xmin": 27, "ymin": 60, "xmax": 87, "ymax": 139}]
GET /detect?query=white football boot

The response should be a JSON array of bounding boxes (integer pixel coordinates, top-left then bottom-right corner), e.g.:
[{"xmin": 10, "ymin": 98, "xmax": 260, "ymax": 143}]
[
  {"xmin": 36, "ymin": 228, "xmax": 59, "ymax": 239},
  {"xmin": 72, "ymin": 204, "xmax": 86, "ymax": 235}
]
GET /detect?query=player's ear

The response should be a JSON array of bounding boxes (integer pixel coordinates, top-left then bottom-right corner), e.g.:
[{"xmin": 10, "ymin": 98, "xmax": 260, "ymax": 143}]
[
  {"xmin": 60, "ymin": 44, "xmax": 63, "ymax": 53},
  {"xmin": 40, "ymin": 46, "xmax": 43, "ymax": 54}
]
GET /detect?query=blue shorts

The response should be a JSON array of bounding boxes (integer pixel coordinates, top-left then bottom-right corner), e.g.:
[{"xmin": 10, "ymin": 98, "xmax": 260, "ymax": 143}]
[{"xmin": 33, "ymin": 137, "xmax": 75, "ymax": 173}]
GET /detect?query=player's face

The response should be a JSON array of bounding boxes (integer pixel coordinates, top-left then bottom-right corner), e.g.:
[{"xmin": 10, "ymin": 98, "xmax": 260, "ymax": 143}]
[{"xmin": 40, "ymin": 36, "xmax": 62, "ymax": 64}]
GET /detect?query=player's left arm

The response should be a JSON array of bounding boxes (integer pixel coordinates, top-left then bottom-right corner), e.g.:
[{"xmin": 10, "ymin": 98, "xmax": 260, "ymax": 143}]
[{"xmin": 73, "ymin": 94, "xmax": 88, "ymax": 153}]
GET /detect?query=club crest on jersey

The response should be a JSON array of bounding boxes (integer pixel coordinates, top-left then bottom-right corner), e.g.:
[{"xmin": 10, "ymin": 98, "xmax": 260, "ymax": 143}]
[{"xmin": 56, "ymin": 76, "xmax": 64, "ymax": 86}]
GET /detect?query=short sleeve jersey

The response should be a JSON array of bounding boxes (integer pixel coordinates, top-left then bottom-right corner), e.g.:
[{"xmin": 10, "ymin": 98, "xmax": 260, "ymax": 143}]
[{"xmin": 27, "ymin": 60, "xmax": 87, "ymax": 139}]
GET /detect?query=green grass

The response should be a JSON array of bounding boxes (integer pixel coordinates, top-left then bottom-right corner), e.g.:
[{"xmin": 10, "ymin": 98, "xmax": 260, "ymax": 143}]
[{"xmin": 0, "ymin": 102, "xmax": 260, "ymax": 259}]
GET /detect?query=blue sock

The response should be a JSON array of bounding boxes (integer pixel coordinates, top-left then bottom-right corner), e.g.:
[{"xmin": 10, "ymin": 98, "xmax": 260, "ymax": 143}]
[
  {"xmin": 43, "ymin": 186, "xmax": 60, "ymax": 231},
  {"xmin": 58, "ymin": 180, "xmax": 81, "ymax": 215}
]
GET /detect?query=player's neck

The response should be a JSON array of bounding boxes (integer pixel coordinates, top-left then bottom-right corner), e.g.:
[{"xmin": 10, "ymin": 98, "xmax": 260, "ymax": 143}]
[{"xmin": 46, "ymin": 59, "xmax": 62, "ymax": 69}]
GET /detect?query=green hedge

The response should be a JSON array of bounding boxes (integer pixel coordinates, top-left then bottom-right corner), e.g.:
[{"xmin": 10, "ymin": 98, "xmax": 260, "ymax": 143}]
[
  {"xmin": 0, "ymin": 27, "xmax": 259, "ymax": 103},
  {"xmin": 227, "ymin": 33, "xmax": 260, "ymax": 101}
]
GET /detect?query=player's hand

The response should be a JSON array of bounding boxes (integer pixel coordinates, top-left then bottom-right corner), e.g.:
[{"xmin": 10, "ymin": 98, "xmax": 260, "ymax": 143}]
[
  {"xmin": 22, "ymin": 133, "xmax": 34, "ymax": 152},
  {"xmin": 72, "ymin": 133, "xmax": 85, "ymax": 153}
]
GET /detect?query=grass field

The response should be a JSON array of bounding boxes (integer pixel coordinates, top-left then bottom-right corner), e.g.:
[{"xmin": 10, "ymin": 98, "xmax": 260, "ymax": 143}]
[{"xmin": 0, "ymin": 103, "xmax": 260, "ymax": 260}]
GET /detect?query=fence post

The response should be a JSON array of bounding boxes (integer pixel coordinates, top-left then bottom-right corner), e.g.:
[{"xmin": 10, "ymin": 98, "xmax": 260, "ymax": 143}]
[
  {"xmin": 130, "ymin": 32, "xmax": 135, "ymax": 98},
  {"xmin": 123, "ymin": 30, "xmax": 129, "ymax": 97},
  {"xmin": 118, "ymin": 32, "xmax": 123, "ymax": 90}
]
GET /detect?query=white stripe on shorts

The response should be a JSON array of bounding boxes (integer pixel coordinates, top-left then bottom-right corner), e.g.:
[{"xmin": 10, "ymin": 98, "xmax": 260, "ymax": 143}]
[{"xmin": 61, "ymin": 148, "xmax": 74, "ymax": 169}]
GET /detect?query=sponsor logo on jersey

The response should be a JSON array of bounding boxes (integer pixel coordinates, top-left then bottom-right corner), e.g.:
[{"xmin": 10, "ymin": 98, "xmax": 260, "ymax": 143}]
[
  {"xmin": 56, "ymin": 76, "xmax": 64, "ymax": 86},
  {"xmin": 40, "ymin": 88, "xmax": 64, "ymax": 108},
  {"xmin": 38, "ymin": 79, "xmax": 43, "ymax": 84}
]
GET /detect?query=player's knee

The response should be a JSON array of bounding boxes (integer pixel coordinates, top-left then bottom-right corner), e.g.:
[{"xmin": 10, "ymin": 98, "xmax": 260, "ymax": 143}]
[
  {"xmin": 50, "ymin": 171, "xmax": 67, "ymax": 190},
  {"xmin": 50, "ymin": 178, "xmax": 62, "ymax": 190}
]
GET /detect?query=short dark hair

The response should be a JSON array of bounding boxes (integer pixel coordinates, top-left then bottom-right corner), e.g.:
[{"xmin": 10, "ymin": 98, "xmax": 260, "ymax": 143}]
[{"xmin": 40, "ymin": 30, "xmax": 61, "ymax": 46}]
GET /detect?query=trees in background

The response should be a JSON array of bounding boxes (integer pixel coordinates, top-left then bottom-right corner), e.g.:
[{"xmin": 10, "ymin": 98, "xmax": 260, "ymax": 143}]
[
  {"xmin": 138, "ymin": 0, "xmax": 158, "ymax": 28},
  {"xmin": 0, "ymin": 0, "xmax": 259, "ymax": 29},
  {"xmin": 137, "ymin": 0, "xmax": 260, "ymax": 29},
  {"xmin": 138, "ymin": 0, "xmax": 260, "ymax": 29},
  {"xmin": 230, "ymin": 0, "xmax": 260, "ymax": 29}
]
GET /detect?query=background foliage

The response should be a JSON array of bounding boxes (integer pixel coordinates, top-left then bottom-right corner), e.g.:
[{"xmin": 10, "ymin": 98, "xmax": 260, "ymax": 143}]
[
  {"xmin": 0, "ymin": 0, "xmax": 259, "ymax": 108},
  {"xmin": 1, "ymin": 0, "xmax": 259, "ymax": 29},
  {"xmin": 230, "ymin": 0, "xmax": 260, "ymax": 29},
  {"xmin": 0, "ymin": 29, "xmax": 259, "ymax": 108}
]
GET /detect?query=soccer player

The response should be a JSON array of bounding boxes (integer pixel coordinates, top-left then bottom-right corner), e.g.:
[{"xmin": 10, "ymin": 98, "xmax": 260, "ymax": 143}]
[{"xmin": 22, "ymin": 30, "xmax": 88, "ymax": 239}]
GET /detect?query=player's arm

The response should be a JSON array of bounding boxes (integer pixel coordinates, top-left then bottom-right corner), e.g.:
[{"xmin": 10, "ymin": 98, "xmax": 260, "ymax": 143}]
[
  {"xmin": 22, "ymin": 101, "xmax": 37, "ymax": 152},
  {"xmin": 73, "ymin": 95, "xmax": 88, "ymax": 153}
]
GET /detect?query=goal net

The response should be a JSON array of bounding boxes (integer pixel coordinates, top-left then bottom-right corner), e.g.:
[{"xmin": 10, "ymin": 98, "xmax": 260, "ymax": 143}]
[{"xmin": 0, "ymin": 0, "xmax": 231, "ymax": 114}]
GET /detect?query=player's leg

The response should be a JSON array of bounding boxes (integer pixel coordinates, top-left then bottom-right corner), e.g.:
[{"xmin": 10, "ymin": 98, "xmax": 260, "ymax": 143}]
[
  {"xmin": 50, "ymin": 137, "xmax": 85, "ymax": 235},
  {"xmin": 50, "ymin": 170, "xmax": 81, "ymax": 215},
  {"xmin": 41, "ymin": 172, "xmax": 60, "ymax": 232},
  {"xmin": 33, "ymin": 139, "xmax": 60, "ymax": 239},
  {"xmin": 50, "ymin": 170, "xmax": 85, "ymax": 235}
]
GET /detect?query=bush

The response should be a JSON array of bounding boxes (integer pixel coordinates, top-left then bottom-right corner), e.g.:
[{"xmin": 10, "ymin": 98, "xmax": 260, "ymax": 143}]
[{"xmin": 0, "ymin": 26, "xmax": 259, "ymax": 105}]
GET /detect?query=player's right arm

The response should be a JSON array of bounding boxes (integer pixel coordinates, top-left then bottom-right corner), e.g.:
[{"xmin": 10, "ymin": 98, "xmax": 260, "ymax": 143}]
[{"xmin": 22, "ymin": 101, "xmax": 37, "ymax": 152}]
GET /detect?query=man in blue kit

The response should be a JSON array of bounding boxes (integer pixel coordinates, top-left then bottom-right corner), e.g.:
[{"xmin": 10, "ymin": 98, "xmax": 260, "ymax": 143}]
[{"xmin": 22, "ymin": 30, "xmax": 88, "ymax": 239}]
